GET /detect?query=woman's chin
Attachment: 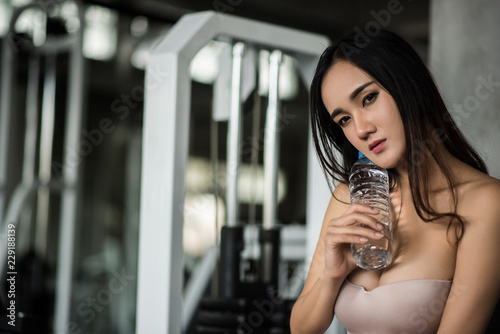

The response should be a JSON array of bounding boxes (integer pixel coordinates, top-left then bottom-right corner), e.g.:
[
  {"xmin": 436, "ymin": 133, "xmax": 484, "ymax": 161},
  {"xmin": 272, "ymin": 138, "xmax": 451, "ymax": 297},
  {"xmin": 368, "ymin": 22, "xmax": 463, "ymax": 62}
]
[
  {"xmin": 370, "ymin": 150, "xmax": 406, "ymax": 170},
  {"xmin": 374, "ymin": 157, "xmax": 405, "ymax": 170}
]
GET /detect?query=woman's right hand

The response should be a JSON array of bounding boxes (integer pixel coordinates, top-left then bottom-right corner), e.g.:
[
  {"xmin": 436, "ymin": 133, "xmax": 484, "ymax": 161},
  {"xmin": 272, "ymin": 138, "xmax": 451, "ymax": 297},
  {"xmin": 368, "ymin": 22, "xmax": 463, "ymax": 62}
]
[
  {"xmin": 291, "ymin": 188, "xmax": 385, "ymax": 334},
  {"xmin": 323, "ymin": 203, "xmax": 384, "ymax": 279}
]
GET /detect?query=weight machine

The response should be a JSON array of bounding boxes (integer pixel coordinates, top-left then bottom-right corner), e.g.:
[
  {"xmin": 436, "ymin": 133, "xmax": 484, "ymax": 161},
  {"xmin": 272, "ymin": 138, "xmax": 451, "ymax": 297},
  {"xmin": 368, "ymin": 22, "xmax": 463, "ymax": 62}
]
[
  {"xmin": 136, "ymin": 10, "xmax": 341, "ymax": 334},
  {"xmin": 0, "ymin": 1, "xmax": 85, "ymax": 333}
]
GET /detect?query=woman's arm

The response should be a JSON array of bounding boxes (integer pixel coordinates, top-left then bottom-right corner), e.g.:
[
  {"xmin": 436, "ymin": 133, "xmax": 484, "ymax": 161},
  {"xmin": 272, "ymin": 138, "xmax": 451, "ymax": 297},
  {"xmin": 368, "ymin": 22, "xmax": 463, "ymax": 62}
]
[
  {"xmin": 437, "ymin": 181, "xmax": 500, "ymax": 333},
  {"xmin": 290, "ymin": 183, "xmax": 383, "ymax": 334}
]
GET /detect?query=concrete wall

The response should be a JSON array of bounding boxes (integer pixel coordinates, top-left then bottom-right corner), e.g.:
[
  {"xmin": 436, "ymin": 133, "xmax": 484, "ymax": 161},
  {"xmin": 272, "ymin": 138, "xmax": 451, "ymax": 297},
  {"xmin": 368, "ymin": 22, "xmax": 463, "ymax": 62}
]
[{"xmin": 429, "ymin": 0, "xmax": 500, "ymax": 178}]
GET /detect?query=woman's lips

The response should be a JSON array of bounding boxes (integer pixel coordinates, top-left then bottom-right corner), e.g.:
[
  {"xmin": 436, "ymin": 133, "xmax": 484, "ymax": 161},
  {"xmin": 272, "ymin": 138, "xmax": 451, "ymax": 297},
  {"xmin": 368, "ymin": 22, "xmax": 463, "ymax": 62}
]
[{"xmin": 370, "ymin": 139, "xmax": 386, "ymax": 154}]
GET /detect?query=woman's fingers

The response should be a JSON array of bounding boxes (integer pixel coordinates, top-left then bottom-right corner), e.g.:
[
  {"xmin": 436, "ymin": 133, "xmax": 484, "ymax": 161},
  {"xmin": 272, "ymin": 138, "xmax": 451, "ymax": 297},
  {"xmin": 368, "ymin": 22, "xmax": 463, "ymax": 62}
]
[
  {"xmin": 346, "ymin": 203, "xmax": 379, "ymax": 215},
  {"xmin": 325, "ymin": 231, "xmax": 370, "ymax": 246},
  {"xmin": 329, "ymin": 225, "xmax": 385, "ymax": 242},
  {"xmin": 329, "ymin": 211, "xmax": 383, "ymax": 232},
  {"xmin": 323, "ymin": 203, "xmax": 386, "ymax": 270}
]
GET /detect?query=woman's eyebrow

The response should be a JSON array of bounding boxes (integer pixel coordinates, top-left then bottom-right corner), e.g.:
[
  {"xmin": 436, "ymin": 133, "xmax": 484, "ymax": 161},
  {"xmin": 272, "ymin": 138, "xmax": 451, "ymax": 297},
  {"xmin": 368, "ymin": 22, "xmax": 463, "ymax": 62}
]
[{"xmin": 330, "ymin": 80, "xmax": 376, "ymax": 120}]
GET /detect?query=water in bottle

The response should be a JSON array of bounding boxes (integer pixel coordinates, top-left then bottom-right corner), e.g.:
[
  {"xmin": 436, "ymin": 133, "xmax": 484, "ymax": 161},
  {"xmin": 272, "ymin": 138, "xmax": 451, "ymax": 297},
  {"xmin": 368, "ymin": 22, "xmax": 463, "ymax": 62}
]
[{"xmin": 349, "ymin": 152, "xmax": 392, "ymax": 270}]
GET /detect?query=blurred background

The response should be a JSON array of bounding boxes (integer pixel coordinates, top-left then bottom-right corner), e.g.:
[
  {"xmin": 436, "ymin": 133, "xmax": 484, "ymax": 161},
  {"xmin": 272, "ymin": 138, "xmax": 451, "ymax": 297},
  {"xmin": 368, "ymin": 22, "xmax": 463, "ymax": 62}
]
[{"xmin": 0, "ymin": 0, "xmax": 498, "ymax": 333}]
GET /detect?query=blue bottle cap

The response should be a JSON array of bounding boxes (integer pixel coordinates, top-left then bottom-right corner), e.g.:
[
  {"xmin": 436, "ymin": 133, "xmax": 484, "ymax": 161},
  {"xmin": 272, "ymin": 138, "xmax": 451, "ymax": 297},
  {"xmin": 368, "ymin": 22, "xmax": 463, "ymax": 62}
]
[{"xmin": 358, "ymin": 151, "xmax": 366, "ymax": 159}]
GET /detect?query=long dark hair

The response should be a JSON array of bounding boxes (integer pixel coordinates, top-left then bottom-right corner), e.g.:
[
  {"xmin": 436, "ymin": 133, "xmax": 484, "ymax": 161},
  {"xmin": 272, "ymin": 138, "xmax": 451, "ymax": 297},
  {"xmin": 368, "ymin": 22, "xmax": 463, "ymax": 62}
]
[{"xmin": 310, "ymin": 29, "xmax": 488, "ymax": 239}]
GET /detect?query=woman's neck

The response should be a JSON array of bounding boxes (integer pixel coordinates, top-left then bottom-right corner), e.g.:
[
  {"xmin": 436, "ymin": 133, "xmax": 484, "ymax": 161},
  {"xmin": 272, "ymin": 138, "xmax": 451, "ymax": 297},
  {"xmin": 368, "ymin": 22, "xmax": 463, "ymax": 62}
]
[{"xmin": 394, "ymin": 143, "xmax": 463, "ymax": 192}]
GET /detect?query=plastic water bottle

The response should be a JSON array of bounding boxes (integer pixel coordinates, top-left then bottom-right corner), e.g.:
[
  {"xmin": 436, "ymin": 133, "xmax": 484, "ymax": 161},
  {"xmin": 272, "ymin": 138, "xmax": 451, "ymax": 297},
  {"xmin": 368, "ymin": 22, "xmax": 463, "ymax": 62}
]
[{"xmin": 349, "ymin": 152, "xmax": 392, "ymax": 270}]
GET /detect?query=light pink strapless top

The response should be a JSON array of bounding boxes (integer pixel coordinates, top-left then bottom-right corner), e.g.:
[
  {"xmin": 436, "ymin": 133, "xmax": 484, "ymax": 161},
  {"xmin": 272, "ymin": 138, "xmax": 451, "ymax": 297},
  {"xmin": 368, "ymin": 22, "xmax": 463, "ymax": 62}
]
[{"xmin": 334, "ymin": 279, "xmax": 452, "ymax": 334}]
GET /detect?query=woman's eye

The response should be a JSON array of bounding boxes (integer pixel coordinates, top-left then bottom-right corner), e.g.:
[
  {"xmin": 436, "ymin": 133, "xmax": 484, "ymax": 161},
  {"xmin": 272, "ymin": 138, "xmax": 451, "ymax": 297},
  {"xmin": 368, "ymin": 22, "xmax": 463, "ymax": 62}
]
[
  {"xmin": 362, "ymin": 92, "xmax": 379, "ymax": 107},
  {"xmin": 337, "ymin": 116, "xmax": 350, "ymax": 127}
]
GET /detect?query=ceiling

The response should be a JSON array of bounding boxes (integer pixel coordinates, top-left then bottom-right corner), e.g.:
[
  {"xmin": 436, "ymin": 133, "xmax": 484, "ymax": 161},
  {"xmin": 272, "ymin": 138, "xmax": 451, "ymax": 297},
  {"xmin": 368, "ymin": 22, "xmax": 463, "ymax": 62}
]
[{"xmin": 84, "ymin": 0, "xmax": 431, "ymax": 54}]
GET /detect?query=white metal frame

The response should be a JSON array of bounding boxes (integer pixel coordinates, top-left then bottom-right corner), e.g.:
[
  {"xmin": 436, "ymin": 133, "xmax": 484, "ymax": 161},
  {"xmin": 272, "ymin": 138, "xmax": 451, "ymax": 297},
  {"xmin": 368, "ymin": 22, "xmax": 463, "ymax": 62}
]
[{"xmin": 137, "ymin": 10, "xmax": 332, "ymax": 334}]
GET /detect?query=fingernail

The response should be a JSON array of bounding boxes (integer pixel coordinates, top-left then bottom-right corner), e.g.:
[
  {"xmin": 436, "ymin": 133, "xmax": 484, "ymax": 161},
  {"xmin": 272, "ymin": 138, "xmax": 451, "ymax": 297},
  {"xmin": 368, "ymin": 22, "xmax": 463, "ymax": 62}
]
[
  {"xmin": 374, "ymin": 232, "xmax": 384, "ymax": 238},
  {"xmin": 360, "ymin": 237, "xmax": 368, "ymax": 242},
  {"xmin": 377, "ymin": 223, "xmax": 384, "ymax": 230}
]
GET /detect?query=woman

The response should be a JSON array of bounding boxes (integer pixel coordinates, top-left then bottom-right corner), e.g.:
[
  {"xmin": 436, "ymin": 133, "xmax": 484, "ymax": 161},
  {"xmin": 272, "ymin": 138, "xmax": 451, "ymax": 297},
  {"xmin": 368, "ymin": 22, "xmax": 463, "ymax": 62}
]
[{"xmin": 290, "ymin": 29, "xmax": 500, "ymax": 333}]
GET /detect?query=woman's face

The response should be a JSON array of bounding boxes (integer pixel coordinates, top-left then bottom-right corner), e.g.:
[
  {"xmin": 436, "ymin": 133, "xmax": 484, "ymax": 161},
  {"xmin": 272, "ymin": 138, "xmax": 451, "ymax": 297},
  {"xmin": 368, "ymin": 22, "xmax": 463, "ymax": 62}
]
[{"xmin": 321, "ymin": 60, "xmax": 406, "ymax": 169}]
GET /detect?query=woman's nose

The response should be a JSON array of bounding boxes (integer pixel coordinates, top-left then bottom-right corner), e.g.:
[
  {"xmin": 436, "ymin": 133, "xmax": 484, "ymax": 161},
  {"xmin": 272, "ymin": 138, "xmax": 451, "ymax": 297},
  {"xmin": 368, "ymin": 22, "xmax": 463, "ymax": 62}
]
[{"xmin": 354, "ymin": 112, "xmax": 376, "ymax": 138}]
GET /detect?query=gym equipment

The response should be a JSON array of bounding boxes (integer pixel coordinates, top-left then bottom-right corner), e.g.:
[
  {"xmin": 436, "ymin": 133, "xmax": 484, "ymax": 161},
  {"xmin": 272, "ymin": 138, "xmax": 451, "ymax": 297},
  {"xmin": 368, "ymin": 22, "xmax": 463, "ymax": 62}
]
[
  {"xmin": 0, "ymin": 2, "xmax": 85, "ymax": 333},
  {"xmin": 136, "ymin": 10, "xmax": 331, "ymax": 334}
]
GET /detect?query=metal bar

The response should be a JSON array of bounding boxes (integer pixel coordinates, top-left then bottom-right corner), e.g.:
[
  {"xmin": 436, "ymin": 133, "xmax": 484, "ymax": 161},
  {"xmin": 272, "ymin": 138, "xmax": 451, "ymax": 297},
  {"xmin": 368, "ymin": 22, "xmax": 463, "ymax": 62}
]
[
  {"xmin": 263, "ymin": 50, "xmax": 282, "ymax": 230},
  {"xmin": 23, "ymin": 56, "xmax": 40, "ymax": 187},
  {"xmin": 121, "ymin": 128, "xmax": 142, "ymax": 334},
  {"xmin": 136, "ymin": 46, "xmax": 191, "ymax": 334},
  {"xmin": 20, "ymin": 54, "xmax": 40, "ymax": 257},
  {"xmin": 0, "ymin": 181, "xmax": 39, "ymax": 307},
  {"xmin": 0, "ymin": 36, "xmax": 17, "ymax": 308},
  {"xmin": 261, "ymin": 50, "xmax": 283, "ymax": 286},
  {"xmin": 36, "ymin": 54, "xmax": 57, "ymax": 259},
  {"xmin": 225, "ymin": 42, "xmax": 245, "ymax": 228},
  {"xmin": 182, "ymin": 246, "xmax": 217, "ymax": 331},
  {"xmin": 53, "ymin": 2, "xmax": 85, "ymax": 331},
  {"xmin": 0, "ymin": 38, "xmax": 14, "ymax": 226}
]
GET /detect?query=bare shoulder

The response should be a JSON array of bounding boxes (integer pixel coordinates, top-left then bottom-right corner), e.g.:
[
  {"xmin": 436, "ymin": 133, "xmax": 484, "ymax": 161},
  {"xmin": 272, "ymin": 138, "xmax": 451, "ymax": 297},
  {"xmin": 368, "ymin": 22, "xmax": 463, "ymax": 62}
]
[
  {"xmin": 323, "ymin": 182, "xmax": 350, "ymax": 219},
  {"xmin": 332, "ymin": 181, "xmax": 350, "ymax": 202},
  {"xmin": 441, "ymin": 173, "xmax": 500, "ymax": 333},
  {"xmin": 459, "ymin": 173, "xmax": 500, "ymax": 226}
]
